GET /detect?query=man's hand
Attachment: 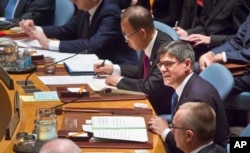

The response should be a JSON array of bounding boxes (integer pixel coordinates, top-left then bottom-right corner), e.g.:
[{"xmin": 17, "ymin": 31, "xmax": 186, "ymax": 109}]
[
  {"xmin": 148, "ymin": 116, "xmax": 169, "ymax": 135},
  {"xmin": 94, "ymin": 63, "xmax": 114, "ymax": 76},
  {"xmin": 19, "ymin": 19, "xmax": 35, "ymax": 33},
  {"xmin": 105, "ymin": 74, "xmax": 121, "ymax": 86},
  {"xmin": 29, "ymin": 30, "xmax": 49, "ymax": 49},
  {"xmin": 174, "ymin": 27, "xmax": 188, "ymax": 38},
  {"xmin": 199, "ymin": 51, "xmax": 224, "ymax": 70},
  {"xmin": 188, "ymin": 34, "xmax": 211, "ymax": 46}
]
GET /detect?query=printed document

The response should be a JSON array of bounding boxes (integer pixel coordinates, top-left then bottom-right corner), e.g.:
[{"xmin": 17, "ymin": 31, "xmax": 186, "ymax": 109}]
[{"xmin": 90, "ymin": 116, "xmax": 148, "ymax": 142}]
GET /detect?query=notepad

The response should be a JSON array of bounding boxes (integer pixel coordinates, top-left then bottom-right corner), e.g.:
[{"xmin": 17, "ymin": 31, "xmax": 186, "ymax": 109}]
[
  {"xmin": 90, "ymin": 116, "xmax": 148, "ymax": 142},
  {"xmin": 33, "ymin": 91, "xmax": 60, "ymax": 101}
]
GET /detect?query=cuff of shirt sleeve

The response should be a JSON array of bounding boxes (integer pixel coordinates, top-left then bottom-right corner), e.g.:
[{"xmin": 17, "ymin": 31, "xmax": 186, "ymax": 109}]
[
  {"xmin": 161, "ymin": 128, "xmax": 171, "ymax": 142},
  {"xmin": 112, "ymin": 65, "xmax": 121, "ymax": 75},
  {"xmin": 35, "ymin": 26, "xmax": 43, "ymax": 32},
  {"xmin": 222, "ymin": 52, "xmax": 227, "ymax": 63},
  {"xmin": 49, "ymin": 40, "xmax": 60, "ymax": 51}
]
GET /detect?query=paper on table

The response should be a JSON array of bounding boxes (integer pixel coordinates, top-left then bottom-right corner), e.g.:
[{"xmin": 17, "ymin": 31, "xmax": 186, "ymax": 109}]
[
  {"xmin": 33, "ymin": 91, "xmax": 60, "ymax": 101},
  {"xmin": 90, "ymin": 116, "xmax": 148, "ymax": 142},
  {"xmin": 15, "ymin": 39, "xmax": 42, "ymax": 48},
  {"xmin": 38, "ymin": 75, "xmax": 116, "ymax": 91}
]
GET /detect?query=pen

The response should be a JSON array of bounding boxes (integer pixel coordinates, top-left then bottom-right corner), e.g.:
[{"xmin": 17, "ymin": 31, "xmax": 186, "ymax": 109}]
[
  {"xmin": 100, "ymin": 60, "xmax": 105, "ymax": 67},
  {"xmin": 175, "ymin": 21, "xmax": 179, "ymax": 28},
  {"xmin": 94, "ymin": 60, "xmax": 105, "ymax": 78},
  {"xmin": 66, "ymin": 132, "xmax": 87, "ymax": 138}
]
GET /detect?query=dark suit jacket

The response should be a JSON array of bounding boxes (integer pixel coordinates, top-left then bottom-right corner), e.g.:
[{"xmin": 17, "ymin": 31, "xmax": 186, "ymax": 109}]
[
  {"xmin": 187, "ymin": 0, "xmax": 250, "ymax": 51},
  {"xmin": 198, "ymin": 143, "xmax": 226, "ymax": 153},
  {"xmin": 0, "ymin": 0, "xmax": 55, "ymax": 26},
  {"xmin": 152, "ymin": 0, "xmax": 184, "ymax": 27},
  {"xmin": 113, "ymin": 0, "xmax": 131, "ymax": 9},
  {"xmin": 43, "ymin": 0, "xmax": 138, "ymax": 65},
  {"xmin": 212, "ymin": 14, "xmax": 250, "ymax": 93},
  {"xmin": 165, "ymin": 73, "xmax": 229, "ymax": 153},
  {"xmin": 212, "ymin": 14, "xmax": 250, "ymax": 64},
  {"xmin": 116, "ymin": 30, "xmax": 174, "ymax": 115}
]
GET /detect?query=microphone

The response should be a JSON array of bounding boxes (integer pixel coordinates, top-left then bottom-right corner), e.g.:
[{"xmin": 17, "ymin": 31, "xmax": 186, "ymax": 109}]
[
  {"xmin": 24, "ymin": 49, "xmax": 90, "ymax": 86},
  {"xmin": 50, "ymin": 87, "xmax": 112, "ymax": 115}
]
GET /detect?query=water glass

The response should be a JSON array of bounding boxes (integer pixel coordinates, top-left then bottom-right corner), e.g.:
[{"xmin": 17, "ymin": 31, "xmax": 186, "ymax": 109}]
[{"xmin": 36, "ymin": 108, "xmax": 57, "ymax": 141}]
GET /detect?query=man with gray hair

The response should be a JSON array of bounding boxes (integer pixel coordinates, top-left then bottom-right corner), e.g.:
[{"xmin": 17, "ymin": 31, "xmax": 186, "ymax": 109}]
[
  {"xmin": 39, "ymin": 138, "xmax": 82, "ymax": 153},
  {"xmin": 172, "ymin": 102, "xmax": 226, "ymax": 153},
  {"xmin": 148, "ymin": 41, "xmax": 229, "ymax": 153}
]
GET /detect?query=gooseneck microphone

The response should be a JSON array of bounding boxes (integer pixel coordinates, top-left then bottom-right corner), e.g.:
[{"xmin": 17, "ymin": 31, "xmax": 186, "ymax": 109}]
[
  {"xmin": 50, "ymin": 87, "xmax": 112, "ymax": 115},
  {"xmin": 24, "ymin": 49, "xmax": 91, "ymax": 86}
]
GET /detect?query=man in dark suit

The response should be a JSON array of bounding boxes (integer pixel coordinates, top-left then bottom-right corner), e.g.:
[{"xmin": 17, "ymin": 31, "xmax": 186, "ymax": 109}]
[
  {"xmin": 148, "ymin": 41, "xmax": 229, "ymax": 153},
  {"xmin": 94, "ymin": 5, "xmax": 174, "ymax": 115},
  {"xmin": 0, "ymin": 0, "xmax": 55, "ymax": 26},
  {"xmin": 199, "ymin": 14, "xmax": 250, "ymax": 94},
  {"xmin": 152, "ymin": 0, "xmax": 184, "ymax": 27},
  {"xmin": 199, "ymin": 14, "xmax": 250, "ymax": 127},
  {"xmin": 19, "ymin": 0, "xmax": 138, "ymax": 65},
  {"xmin": 172, "ymin": 102, "xmax": 226, "ymax": 153},
  {"xmin": 174, "ymin": 0, "xmax": 250, "ymax": 60}
]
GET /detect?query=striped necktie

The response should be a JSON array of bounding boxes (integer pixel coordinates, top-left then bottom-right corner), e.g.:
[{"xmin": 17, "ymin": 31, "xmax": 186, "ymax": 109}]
[{"xmin": 4, "ymin": 0, "xmax": 18, "ymax": 19}]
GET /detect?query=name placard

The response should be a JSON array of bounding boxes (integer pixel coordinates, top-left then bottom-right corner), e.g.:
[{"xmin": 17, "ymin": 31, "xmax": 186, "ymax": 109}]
[
  {"xmin": 0, "ymin": 65, "xmax": 14, "ymax": 90},
  {"xmin": 5, "ymin": 110, "xmax": 20, "ymax": 140},
  {"xmin": 5, "ymin": 91, "xmax": 20, "ymax": 140}
]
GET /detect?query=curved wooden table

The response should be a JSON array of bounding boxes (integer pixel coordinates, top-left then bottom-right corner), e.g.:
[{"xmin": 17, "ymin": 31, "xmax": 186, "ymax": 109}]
[{"xmin": 0, "ymin": 71, "xmax": 166, "ymax": 153}]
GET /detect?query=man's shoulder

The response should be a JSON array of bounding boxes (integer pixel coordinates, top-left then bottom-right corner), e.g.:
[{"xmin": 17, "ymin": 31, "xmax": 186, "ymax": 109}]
[{"xmin": 157, "ymin": 30, "xmax": 173, "ymax": 41}]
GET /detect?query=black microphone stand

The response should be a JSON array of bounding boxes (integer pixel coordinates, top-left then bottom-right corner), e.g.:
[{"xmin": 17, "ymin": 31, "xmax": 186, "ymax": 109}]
[{"xmin": 24, "ymin": 49, "xmax": 89, "ymax": 86}]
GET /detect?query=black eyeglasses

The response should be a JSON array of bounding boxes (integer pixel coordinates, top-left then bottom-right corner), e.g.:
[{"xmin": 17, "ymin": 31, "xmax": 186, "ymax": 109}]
[
  {"xmin": 169, "ymin": 123, "xmax": 193, "ymax": 131},
  {"xmin": 123, "ymin": 30, "xmax": 140, "ymax": 40},
  {"xmin": 157, "ymin": 60, "xmax": 179, "ymax": 69}
]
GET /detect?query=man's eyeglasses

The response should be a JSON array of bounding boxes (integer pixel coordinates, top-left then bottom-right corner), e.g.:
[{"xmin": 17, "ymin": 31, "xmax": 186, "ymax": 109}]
[
  {"xmin": 157, "ymin": 60, "xmax": 179, "ymax": 69},
  {"xmin": 123, "ymin": 30, "xmax": 140, "ymax": 40},
  {"xmin": 169, "ymin": 123, "xmax": 193, "ymax": 131}
]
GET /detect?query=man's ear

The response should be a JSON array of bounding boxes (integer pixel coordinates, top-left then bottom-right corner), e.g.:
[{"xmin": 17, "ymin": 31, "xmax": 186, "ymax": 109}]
[{"xmin": 185, "ymin": 129, "xmax": 194, "ymax": 142}]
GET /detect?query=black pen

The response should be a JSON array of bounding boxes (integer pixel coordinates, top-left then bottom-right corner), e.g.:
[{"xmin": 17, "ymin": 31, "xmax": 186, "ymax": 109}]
[
  {"xmin": 94, "ymin": 60, "xmax": 105, "ymax": 78},
  {"xmin": 100, "ymin": 59, "xmax": 105, "ymax": 67}
]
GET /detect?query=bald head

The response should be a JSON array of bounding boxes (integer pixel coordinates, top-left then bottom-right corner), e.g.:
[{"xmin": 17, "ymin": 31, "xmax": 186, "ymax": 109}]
[{"xmin": 39, "ymin": 139, "xmax": 82, "ymax": 153}]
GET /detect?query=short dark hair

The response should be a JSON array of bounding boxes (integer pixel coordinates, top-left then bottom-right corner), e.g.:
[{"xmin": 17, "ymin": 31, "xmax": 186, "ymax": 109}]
[{"xmin": 121, "ymin": 5, "xmax": 154, "ymax": 32}]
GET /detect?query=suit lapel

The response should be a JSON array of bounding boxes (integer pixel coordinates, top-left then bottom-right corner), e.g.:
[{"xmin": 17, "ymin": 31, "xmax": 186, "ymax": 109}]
[
  {"xmin": 0, "ymin": 0, "xmax": 9, "ymax": 15},
  {"xmin": 14, "ymin": 0, "xmax": 27, "ymax": 18},
  {"xmin": 88, "ymin": 0, "xmax": 103, "ymax": 37},
  {"xmin": 174, "ymin": 74, "xmax": 198, "ymax": 114},
  {"xmin": 205, "ymin": 0, "xmax": 228, "ymax": 26}
]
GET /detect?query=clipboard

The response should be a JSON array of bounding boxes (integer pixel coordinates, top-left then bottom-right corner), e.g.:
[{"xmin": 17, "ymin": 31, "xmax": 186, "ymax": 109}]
[{"xmin": 58, "ymin": 108, "xmax": 153, "ymax": 149}]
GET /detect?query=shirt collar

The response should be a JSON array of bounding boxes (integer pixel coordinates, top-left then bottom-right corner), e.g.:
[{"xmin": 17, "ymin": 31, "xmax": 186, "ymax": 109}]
[
  {"xmin": 88, "ymin": 0, "xmax": 102, "ymax": 22},
  {"xmin": 191, "ymin": 141, "xmax": 213, "ymax": 153},
  {"xmin": 144, "ymin": 30, "xmax": 158, "ymax": 58},
  {"xmin": 175, "ymin": 73, "xmax": 193, "ymax": 99}
]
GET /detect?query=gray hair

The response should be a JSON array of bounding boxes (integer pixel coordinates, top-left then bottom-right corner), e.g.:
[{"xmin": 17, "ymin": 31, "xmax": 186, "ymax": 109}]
[
  {"xmin": 178, "ymin": 102, "xmax": 216, "ymax": 142},
  {"xmin": 158, "ymin": 41, "xmax": 195, "ymax": 70},
  {"xmin": 39, "ymin": 138, "xmax": 82, "ymax": 153}
]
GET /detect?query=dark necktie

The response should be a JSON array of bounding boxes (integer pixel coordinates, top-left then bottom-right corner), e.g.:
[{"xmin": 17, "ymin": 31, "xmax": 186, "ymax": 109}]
[
  {"xmin": 143, "ymin": 53, "xmax": 150, "ymax": 79},
  {"xmin": 171, "ymin": 92, "xmax": 178, "ymax": 120},
  {"xmin": 82, "ymin": 12, "xmax": 90, "ymax": 39},
  {"xmin": 4, "ymin": 0, "xmax": 18, "ymax": 19}
]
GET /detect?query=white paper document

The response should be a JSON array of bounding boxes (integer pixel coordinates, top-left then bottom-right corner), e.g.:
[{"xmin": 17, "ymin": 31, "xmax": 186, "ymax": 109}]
[
  {"xmin": 38, "ymin": 75, "xmax": 116, "ymax": 91},
  {"xmin": 90, "ymin": 116, "xmax": 148, "ymax": 142}
]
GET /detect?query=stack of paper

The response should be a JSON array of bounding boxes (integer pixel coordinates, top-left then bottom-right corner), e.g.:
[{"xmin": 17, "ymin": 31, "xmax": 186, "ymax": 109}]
[{"xmin": 91, "ymin": 116, "xmax": 148, "ymax": 142}]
